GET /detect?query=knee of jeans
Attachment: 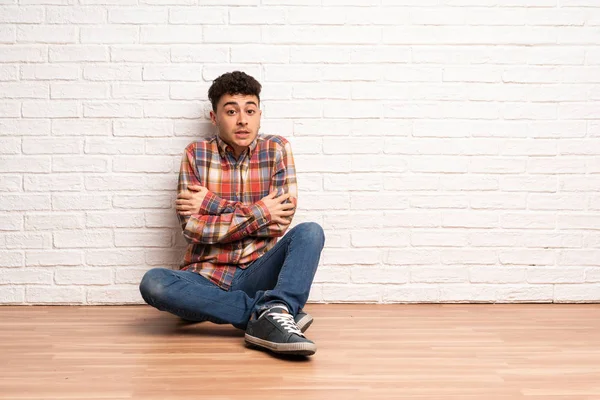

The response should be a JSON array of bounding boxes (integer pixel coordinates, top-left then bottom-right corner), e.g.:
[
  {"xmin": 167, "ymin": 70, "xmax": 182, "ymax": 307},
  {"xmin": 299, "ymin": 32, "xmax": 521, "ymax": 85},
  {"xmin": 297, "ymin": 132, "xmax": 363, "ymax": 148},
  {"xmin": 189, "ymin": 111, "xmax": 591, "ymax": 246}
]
[
  {"xmin": 295, "ymin": 222, "xmax": 325, "ymax": 247},
  {"xmin": 139, "ymin": 268, "xmax": 170, "ymax": 304}
]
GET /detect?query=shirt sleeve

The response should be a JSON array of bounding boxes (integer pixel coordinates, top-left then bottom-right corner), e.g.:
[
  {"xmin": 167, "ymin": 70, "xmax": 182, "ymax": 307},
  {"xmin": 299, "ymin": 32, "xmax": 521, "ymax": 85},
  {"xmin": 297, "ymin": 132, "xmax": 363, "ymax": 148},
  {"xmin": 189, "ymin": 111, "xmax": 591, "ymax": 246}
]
[
  {"xmin": 251, "ymin": 140, "xmax": 298, "ymax": 238},
  {"xmin": 176, "ymin": 145, "xmax": 273, "ymax": 245}
]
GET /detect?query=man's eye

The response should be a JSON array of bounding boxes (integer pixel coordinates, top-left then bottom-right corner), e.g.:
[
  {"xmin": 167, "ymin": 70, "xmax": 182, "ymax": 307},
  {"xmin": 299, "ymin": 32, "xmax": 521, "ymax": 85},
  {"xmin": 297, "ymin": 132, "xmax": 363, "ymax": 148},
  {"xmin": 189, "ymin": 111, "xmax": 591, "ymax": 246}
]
[
  {"xmin": 227, "ymin": 110, "xmax": 236, "ymax": 115},
  {"xmin": 247, "ymin": 110, "xmax": 255, "ymax": 115}
]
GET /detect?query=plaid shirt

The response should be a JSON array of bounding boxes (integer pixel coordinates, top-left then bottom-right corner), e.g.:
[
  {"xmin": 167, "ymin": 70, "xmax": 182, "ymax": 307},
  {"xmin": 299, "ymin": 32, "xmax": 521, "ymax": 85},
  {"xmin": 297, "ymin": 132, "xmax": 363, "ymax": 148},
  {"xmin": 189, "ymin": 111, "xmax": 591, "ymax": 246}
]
[{"xmin": 176, "ymin": 134, "xmax": 298, "ymax": 291}]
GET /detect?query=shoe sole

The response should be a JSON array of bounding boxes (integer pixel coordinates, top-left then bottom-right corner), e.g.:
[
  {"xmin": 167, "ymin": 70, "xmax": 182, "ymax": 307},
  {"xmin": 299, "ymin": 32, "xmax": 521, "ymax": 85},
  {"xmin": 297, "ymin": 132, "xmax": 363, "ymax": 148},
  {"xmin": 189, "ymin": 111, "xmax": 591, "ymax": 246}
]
[
  {"xmin": 245, "ymin": 334, "xmax": 317, "ymax": 356},
  {"xmin": 295, "ymin": 315, "xmax": 313, "ymax": 333}
]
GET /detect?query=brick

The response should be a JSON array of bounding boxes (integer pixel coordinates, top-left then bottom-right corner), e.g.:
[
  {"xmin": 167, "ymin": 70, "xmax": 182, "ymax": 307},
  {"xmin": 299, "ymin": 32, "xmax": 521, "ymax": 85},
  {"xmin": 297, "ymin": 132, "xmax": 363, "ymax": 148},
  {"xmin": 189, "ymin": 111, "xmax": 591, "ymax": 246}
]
[
  {"xmin": 499, "ymin": 250, "xmax": 555, "ymax": 266},
  {"xmin": 55, "ymin": 268, "xmax": 112, "ymax": 285},
  {"xmin": 83, "ymin": 102, "xmax": 143, "ymax": 118},
  {"xmin": 113, "ymin": 156, "xmax": 172, "ymax": 173},
  {"xmin": 141, "ymin": 26, "xmax": 204, "ymax": 44},
  {"xmin": 52, "ymin": 194, "xmax": 110, "ymax": 210},
  {"xmin": 0, "ymin": 251, "xmax": 24, "ymax": 267},
  {"xmin": 115, "ymin": 267, "xmax": 150, "ymax": 284},
  {"xmin": 53, "ymin": 230, "xmax": 113, "ymax": 248},
  {"xmin": 438, "ymin": 285, "xmax": 496, "ymax": 303},
  {"xmin": 496, "ymin": 285, "xmax": 554, "ymax": 303},
  {"xmin": 554, "ymin": 285, "xmax": 600, "ymax": 303},
  {"xmin": 51, "ymin": 83, "xmax": 108, "ymax": 99},
  {"xmin": 313, "ymin": 266, "xmax": 352, "ymax": 284},
  {"xmin": 322, "ymin": 284, "xmax": 380, "ymax": 302},
  {"xmin": 0, "ymin": 25, "xmax": 15, "ymax": 43},
  {"xmin": 113, "ymin": 194, "xmax": 172, "ymax": 209},
  {"xmin": 0, "ymin": 45, "xmax": 46, "ymax": 62},
  {"xmin": 527, "ymin": 267, "xmax": 584, "ymax": 284},
  {"xmin": 111, "ymin": 46, "xmax": 170, "ymax": 63},
  {"xmin": 114, "ymin": 230, "xmax": 171, "ymax": 247},
  {"xmin": 83, "ymin": 65, "xmax": 141, "ymax": 81},
  {"xmin": 386, "ymin": 249, "xmax": 439, "ymax": 265},
  {"xmin": 442, "ymin": 211, "xmax": 498, "ymax": 228},
  {"xmin": 81, "ymin": 26, "xmax": 138, "ymax": 44},
  {"xmin": 352, "ymin": 155, "xmax": 407, "ymax": 172},
  {"xmin": 351, "ymin": 230, "xmax": 409, "ymax": 247},
  {"xmin": 501, "ymin": 213, "xmax": 556, "ymax": 229},
  {"xmin": 0, "ymin": 6, "xmax": 44, "ymax": 23},
  {"xmin": 528, "ymin": 157, "xmax": 586, "ymax": 174},
  {"xmin": 5, "ymin": 232, "xmax": 51, "ymax": 249},
  {"xmin": 17, "ymin": 25, "xmax": 76, "ymax": 43},
  {"xmin": 87, "ymin": 212, "xmax": 145, "ymax": 228},
  {"xmin": 559, "ymin": 250, "xmax": 600, "ymax": 266},
  {"xmin": 383, "ymin": 285, "xmax": 439, "ymax": 303},
  {"xmin": 0, "ymin": 268, "xmax": 53, "ymax": 284},
  {"xmin": 0, "ymin": 287, "xmax": 24, "ymax": 304},
  {"xmin": 169, "ymin": 7, "xmax": 226, "ymax": 24},
  {"xmin": 112, "ymin": 83, "xmax": 168, "ymax": 100},
  {"xmin": 263, "ymin": 26, "xmax": 381, "ymax": 44},
  {"xmin": 84, "ymin": 138, "xmax": 144, "ymax": 155},
  {"xmin": 145, "ymin": 249, "xmax": 185, "ymax": 265},
  {"xmin": 26, "ymin": 250, "xmax": 83, "ymax": 267},
  {"xmin": 143, "ymin": 65, "xmax": 203, "ymax": 81},
  {"xmin": 0, "ymin": 176, "xmax": 21, "ymax": 193},
  {"xmin": 170, "ymin": 46, "xmax": 228, "ymax": 63},
  {"xmin": 384, "ymin": 175, "xmax": 438, "ymax": 191},
  {"xmin": 410, "ymin": 195, "xmax": 469, "ymax": 209},
  {"xmin": 85, "ymin": 249, "xmax": 144, "ymax": 266},
  {"xmin": 351, "ymin": 266, "xmax": 408, "ymax": 284},
  {"xmin": 52, "ymin": 119, "xmax": 111, "ymax": 136},
  {"xmin": 46, "ymin": 6, "xmax": 106, "ymax": 23},
  {"xmin": 109, "ymin": 8, "xmax": 166, "ymax": 24},
  {"xmin": 52, "ymin": 156, "xmax": 108, "ymax": 173},
  {"xmin": 25, "ymin": 213, "xmax": 84, "ymax": 230},
  {"xmin": 500, "ymin": 176, "xmax": 557, "ymax": 192},
  {"xmin": 23, "ymin": 137, "xmax": 82, "ymax": 154},
  {"xmin": 26, "ymin": 286, "xmax": 85, "ymax": 304},
  {"xmin": 0, "ymin": 213, "xmax": 22, "ymax": 230},
  {"xmin": 143, "ymin": 102, "xmax": 203, "ymax": 118},
  {"xmin": 441, "ymin": 249, "xmax": 498, "ymax": 265},
  {"xmin": 229, "ymin": 7, "xmax": 285, "ymax": 24},
  {"xmin": 0, "ymin": 138, "xmax": 20, "ymax": 154},
  {"xmin": 22, "ymin": 101, "xmax": 78, "ymax": 118},
  {"xmin": 411, "ymin": 266, "xmax": 469, "ymax": 283},
  {"xmin": 470, "ymin": 267, "xmax": 527, "ymax": 284},
  {"xmin": 351, "ymin": 193, "xmax": 408, "ymax": 210},
  {"xmin": 85, "ymin": 175, "xmax": 147, "ymax": 191},
  {"xmin": 0, "ymin": 194, "xmax": 50, "ymax": 211},
  {"xmin": 265, "ymin": 65, "xmax": 322, "ymax": 82}
]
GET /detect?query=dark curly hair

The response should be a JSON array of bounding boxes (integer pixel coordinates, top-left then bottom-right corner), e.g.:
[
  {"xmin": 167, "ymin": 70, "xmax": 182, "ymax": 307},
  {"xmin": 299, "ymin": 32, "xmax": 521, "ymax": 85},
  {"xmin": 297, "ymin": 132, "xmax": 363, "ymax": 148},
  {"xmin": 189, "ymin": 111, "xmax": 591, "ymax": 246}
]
[{"xmin": 208, "ymin": 71, "xmax": 262, "ymax": 111}]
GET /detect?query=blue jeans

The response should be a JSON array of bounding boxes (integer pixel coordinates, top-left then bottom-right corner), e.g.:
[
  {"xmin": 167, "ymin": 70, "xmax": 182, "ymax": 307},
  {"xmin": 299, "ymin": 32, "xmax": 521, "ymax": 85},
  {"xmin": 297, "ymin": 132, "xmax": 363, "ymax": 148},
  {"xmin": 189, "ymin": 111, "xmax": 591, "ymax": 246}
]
[{"xmin": 139, "ymin": 222, "xmax": 325, "ymax": 330}]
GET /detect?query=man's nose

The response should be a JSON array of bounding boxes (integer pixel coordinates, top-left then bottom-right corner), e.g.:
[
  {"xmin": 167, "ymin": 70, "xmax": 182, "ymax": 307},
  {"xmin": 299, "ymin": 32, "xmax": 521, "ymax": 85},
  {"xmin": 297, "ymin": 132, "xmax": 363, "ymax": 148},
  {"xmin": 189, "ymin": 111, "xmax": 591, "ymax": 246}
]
[{"xmin": 237, "ymin": 113, "xmax": 247, "ymax": 125}]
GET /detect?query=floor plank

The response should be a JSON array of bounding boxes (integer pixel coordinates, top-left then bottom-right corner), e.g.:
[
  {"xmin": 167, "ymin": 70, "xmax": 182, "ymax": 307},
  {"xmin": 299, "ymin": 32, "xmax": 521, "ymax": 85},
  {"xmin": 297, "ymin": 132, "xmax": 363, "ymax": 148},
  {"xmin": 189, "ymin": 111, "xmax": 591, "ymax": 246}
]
[{"xmin": 1, "ymin": 304, "xmax": 600, "ymax": 399}]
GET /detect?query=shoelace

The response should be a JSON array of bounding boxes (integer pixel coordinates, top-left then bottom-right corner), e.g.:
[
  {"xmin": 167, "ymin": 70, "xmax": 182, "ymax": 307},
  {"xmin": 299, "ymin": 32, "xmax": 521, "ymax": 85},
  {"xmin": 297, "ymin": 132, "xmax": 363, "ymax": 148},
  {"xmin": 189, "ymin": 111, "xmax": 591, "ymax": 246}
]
[{"xmin": 269, "ymin": 312, "xmax": 305, "ymax": 337}]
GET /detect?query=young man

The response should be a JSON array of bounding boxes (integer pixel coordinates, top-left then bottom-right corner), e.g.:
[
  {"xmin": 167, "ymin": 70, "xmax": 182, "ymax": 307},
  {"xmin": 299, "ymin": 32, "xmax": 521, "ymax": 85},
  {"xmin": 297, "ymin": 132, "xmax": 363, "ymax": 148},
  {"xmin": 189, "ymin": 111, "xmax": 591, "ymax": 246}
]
[{"xmin": 139, "ymin": 71, "xmax": 325, "ymax": 356}]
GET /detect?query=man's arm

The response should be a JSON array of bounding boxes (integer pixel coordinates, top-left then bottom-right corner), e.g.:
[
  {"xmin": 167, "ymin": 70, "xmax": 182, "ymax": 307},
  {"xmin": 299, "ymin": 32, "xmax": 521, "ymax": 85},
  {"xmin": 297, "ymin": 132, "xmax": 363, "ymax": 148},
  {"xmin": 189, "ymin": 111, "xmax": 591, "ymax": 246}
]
[
  {"xmin": 177, "ymin": 145, "xmax": 273, "ymax": 244},
  {"xmin": 251, "ymin": 140, "xmax": 298, "ymax": 238}
]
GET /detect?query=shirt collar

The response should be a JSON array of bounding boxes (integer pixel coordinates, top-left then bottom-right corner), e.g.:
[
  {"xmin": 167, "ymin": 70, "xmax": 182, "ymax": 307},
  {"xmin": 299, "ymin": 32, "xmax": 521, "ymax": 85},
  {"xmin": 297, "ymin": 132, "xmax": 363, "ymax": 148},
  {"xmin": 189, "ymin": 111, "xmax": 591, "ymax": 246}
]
[{"xmin": 216, "ymin": 134, "xmax": 260, "ymax": 159}]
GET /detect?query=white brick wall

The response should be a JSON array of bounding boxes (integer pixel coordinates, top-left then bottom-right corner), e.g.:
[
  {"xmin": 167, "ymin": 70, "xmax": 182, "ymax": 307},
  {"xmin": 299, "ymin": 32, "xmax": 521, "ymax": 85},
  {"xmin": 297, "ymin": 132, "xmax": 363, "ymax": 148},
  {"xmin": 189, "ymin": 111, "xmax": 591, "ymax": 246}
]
[{"xmin": 1, "ymin": 0, "xmax": 600, "ymax": 305}]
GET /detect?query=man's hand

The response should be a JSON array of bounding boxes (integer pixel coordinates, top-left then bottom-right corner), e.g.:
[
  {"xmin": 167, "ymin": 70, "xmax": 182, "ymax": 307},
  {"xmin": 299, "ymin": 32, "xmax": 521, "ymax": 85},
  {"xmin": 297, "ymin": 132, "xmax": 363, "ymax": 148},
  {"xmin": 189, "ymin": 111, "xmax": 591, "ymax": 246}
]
[
  {"xmin": 260, "ymin": 191, "xmax": 296, "ymax": 225},
  {"xmin": 176, "ymin": 185, "xmax": 208, "ymax": 216}
]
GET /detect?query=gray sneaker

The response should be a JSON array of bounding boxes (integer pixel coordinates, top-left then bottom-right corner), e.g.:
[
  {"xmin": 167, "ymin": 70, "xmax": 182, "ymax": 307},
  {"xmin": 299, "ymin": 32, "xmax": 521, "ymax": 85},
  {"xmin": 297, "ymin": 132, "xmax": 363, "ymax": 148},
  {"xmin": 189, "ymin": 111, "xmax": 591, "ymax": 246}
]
[
  {"xmin": 295, "ymin": 310, "xmax": 313, "ymax": 333},
  {"xmin": 245, "ymin": 305, "xmax": 317, "ymax": 356}
]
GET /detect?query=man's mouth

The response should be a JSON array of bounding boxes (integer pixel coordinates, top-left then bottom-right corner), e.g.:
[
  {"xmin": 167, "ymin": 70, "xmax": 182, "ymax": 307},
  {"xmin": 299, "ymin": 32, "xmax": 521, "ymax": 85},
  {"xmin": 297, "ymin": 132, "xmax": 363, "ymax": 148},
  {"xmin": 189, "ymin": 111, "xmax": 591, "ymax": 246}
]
[{"xmin": 235, "ymin": 131, "xmax": 250, "ymax": 135}]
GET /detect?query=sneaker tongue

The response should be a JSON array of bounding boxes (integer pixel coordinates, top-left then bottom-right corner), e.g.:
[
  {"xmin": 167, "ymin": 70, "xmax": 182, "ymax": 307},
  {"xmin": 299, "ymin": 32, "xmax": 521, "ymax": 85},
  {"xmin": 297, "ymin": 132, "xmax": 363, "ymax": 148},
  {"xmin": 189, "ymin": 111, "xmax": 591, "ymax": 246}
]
[{"xmin": 270, "ymin": 305, "xmax": 289, "ymax": 314}]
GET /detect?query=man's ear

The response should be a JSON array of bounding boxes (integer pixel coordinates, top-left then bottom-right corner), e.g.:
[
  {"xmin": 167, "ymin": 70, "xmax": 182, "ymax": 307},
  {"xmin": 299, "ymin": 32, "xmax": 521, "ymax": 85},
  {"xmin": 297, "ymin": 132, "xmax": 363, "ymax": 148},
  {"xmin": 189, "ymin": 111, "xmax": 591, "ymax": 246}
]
[{"xmin": 209, "ymin": 110, "xmax": 217, "ymax": 126}]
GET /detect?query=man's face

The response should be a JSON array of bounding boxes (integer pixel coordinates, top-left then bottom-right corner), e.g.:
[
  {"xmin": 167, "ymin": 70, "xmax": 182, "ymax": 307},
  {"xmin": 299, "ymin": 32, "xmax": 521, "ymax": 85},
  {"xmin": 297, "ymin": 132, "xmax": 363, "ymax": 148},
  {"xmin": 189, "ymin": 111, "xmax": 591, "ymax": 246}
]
[{"xmin": 210, "ymin": 93, "xmax": 261, "ymax": 158}]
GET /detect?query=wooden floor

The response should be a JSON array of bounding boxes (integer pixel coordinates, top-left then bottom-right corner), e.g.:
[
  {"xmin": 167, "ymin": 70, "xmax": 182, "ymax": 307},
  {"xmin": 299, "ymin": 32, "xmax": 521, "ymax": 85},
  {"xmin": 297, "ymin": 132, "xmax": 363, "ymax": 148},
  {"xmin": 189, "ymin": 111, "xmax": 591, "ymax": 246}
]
[{"xmin": 1, "ymin": 304, "xmax": 600, "ymax": 400}]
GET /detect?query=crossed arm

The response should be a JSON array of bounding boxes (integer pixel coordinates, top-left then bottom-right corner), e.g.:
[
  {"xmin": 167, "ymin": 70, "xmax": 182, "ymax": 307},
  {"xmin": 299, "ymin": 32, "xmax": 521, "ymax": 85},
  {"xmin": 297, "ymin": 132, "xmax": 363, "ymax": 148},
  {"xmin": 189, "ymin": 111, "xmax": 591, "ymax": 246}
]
[{"xmin": 176, "ymin": 142, "xmax": 298, "ymax": 245}]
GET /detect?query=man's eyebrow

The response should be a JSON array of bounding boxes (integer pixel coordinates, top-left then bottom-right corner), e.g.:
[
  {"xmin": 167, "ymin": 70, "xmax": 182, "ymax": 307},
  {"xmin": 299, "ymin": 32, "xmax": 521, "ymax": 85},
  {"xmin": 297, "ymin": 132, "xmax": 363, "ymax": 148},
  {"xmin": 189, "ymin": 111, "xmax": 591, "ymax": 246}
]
[{"xmin": 222, "ymin": 101, "xmax": 258, "ymax": 108}]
